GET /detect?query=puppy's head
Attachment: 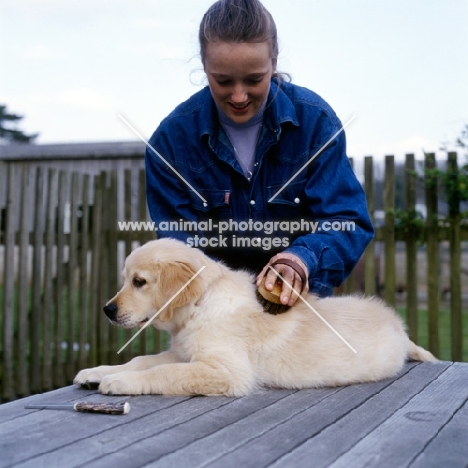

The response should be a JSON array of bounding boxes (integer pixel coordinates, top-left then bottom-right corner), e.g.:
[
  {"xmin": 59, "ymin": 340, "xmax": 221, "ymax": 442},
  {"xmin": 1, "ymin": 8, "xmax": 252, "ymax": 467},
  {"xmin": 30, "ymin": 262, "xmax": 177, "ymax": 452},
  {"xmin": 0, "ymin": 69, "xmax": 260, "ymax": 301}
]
[{"xmin": 103, "ymin": 239, "xmax": 205, "ymax": 328}]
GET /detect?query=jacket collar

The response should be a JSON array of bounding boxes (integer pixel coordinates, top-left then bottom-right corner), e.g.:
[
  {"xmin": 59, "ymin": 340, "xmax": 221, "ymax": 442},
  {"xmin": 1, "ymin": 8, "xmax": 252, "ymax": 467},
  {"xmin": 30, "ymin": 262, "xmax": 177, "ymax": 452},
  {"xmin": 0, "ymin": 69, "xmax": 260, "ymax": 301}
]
[{"xmin": 199, "ymin": 78, "xmax": 299, "ymax": 141}]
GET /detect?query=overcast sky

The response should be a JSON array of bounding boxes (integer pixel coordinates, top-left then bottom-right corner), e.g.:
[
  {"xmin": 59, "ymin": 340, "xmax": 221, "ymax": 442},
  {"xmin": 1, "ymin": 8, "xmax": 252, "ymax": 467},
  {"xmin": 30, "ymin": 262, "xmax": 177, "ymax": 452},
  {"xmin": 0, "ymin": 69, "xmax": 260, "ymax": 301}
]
[{"xmin": 1, "ymin": 0, "xmax": 467, "ymax": 161}]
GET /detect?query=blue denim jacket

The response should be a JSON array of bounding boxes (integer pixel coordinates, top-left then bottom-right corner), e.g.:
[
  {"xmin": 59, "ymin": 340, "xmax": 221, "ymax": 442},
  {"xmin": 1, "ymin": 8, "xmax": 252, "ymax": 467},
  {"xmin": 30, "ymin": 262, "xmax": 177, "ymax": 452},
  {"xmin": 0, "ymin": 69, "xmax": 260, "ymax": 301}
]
[{"xmin": 145, "ymin": 79, "xmax": 374, "ymax": 296}]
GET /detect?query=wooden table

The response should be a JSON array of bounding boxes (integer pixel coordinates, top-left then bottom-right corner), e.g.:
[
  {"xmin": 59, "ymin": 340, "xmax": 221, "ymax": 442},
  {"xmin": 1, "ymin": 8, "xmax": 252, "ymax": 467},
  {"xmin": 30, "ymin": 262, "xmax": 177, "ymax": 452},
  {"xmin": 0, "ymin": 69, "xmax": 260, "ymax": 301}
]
[{"xmin": 1, "ymin": 361, "xmax": 467, "ymax": 468}]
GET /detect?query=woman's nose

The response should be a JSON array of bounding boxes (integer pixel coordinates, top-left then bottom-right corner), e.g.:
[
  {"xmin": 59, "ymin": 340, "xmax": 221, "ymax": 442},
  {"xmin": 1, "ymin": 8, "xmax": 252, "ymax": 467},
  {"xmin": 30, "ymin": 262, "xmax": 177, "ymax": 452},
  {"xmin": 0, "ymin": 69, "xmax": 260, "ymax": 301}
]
[{"xmin": 231, "ymin": 85, "xmax": 248, "ymax": 103}]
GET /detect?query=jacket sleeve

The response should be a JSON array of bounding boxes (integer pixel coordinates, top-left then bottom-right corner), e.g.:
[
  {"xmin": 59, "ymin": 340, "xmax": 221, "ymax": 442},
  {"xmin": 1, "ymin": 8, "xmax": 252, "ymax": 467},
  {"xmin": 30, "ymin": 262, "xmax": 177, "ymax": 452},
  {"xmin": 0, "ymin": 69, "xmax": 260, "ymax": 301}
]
[
  {"xmin": 283, "ymin": 127, "xmax": 374, "ymax": 297},
  {"xmin": 145, "ymin": 127, "xmax": 203, "ymax": 244}
]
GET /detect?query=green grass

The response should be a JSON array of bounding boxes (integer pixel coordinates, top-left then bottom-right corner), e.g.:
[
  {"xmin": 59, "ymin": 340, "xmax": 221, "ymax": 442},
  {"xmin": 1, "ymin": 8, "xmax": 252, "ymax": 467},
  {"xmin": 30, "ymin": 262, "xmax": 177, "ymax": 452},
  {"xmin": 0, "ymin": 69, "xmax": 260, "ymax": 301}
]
[{"xmin": 396, "ymin": 306, "xmax": 468, "ymax": 362}]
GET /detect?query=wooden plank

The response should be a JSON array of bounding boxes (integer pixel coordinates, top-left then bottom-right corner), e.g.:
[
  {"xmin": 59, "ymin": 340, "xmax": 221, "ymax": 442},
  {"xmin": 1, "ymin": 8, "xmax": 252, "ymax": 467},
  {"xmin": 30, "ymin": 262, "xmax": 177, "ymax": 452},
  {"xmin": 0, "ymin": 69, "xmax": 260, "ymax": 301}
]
[
  {"xmin": 2, "ymin": 164, "xmax": 17, "ymax": 401},
  {"xmin": 53, "ymin": 389, "xmax": 298, "ymax": 468},
  {"xmin": 269, "ymin": 362, "xmax": 451, "ymax": 468},
  {"xmin": 30, "ymin": 167, "xmax": 45, "ymax": 393},
  {"xmin": 42, "ymin": 169, "xmax": 58, "ymax": 392},
  {"xmin": 329, "ymin": 362, "xmax": 468, "ymax": 467},
  {"xmin": 199, "ymin": 365, "xmax": 420, "ymax": 468},
  {"xmin": 405, "ymin": 154, "xmax": 418, "ymax": 341},
  {"xmin": 364, "ymin": 156, "xmax": 376, "ymax": 295},
  {"xmin": 383, "ymin": 155, "xmax": 395, "ymax": 306},
  {"xmin": 67, "ymin": 173, "xmax": 80, "ymax": 380},
  {"xmin": 425, "ymin": 153, "xmax": 439, "ymax": 357},
  {"xmin": 447, "ymin": 152, "xmax": 462, "ymax": 361},
  {"xmin": 152, "ymin": 387, "xmax": 347, "ymax": 468},
  {"xmin": 17, "ymin": 164, "xmax": 31, "ymax": 396},
  {"xmin": 410, "ymin": 392, "xmax": 468, "ymax": 467},
  {"xmin": 2, "ymin": 394, "xmax": 228, "ymax": 468}
]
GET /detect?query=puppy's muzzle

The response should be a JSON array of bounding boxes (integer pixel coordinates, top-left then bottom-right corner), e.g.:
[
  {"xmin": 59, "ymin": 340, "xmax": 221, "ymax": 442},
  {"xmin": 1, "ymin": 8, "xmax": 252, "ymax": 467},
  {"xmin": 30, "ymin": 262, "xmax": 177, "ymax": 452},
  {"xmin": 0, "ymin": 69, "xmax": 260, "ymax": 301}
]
[{"xmin": 103, "ymin": 303, "xmax": 118, "ymax": 322}]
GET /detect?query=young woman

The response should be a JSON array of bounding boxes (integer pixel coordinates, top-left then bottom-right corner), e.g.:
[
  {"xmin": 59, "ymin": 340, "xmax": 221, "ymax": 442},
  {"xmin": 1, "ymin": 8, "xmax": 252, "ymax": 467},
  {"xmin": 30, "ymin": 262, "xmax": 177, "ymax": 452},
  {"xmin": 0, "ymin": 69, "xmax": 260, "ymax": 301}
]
[{"xmin": 145, "ymin": 0, "xmax": 374, "ymax": 308}]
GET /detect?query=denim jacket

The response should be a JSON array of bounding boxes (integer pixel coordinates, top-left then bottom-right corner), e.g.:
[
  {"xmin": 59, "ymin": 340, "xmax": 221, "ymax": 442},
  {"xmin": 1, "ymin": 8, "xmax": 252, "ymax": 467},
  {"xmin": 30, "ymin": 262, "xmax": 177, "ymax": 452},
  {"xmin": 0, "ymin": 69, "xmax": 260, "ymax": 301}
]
[{"xmin": 145, "ymin": 79, "xmax": 374, "ymax": 296}]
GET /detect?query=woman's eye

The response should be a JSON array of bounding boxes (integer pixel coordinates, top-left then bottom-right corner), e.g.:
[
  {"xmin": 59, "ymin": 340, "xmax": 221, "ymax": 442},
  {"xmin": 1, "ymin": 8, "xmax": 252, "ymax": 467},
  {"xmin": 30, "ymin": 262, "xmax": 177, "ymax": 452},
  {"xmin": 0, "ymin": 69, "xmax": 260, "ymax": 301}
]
[
  {"xmin": 216, "ymin": 80, "xmax": 230, "ymax": 86},
  {"xmin": 133, "ymin": 277, "xmax": 147, "ymax": 288}
]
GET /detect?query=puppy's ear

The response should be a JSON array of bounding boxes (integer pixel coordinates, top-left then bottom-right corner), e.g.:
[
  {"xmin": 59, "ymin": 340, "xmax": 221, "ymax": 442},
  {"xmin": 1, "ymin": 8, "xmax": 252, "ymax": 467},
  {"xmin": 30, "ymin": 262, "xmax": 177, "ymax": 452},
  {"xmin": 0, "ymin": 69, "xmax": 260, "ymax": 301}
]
[{"xmin": 155, "ymin": 260, "xmax": 204, "ymax": 322}]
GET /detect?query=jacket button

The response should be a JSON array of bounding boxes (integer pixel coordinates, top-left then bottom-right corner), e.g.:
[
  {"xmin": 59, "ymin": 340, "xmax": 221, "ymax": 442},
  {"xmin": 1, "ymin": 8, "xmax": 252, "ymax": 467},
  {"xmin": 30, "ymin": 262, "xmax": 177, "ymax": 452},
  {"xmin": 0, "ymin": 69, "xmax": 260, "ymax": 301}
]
[
  {"xmin": 294, "ymin": 198, "xmax": 300, "ymax": 204},
  {"xmin": 250, "ymin": 200, "xmax": 255, "ymax": 205}
]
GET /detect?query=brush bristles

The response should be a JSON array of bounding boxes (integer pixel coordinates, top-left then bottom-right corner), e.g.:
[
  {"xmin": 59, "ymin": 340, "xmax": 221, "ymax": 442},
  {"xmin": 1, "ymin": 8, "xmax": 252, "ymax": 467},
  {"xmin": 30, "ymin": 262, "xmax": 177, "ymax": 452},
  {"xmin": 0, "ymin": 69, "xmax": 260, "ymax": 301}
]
[
  {"xmin": 256, "ymin": 280, "xmax": 290, "ymax": 315},
  {"xmin": 256, "ymin": 289, "xmax": 290, "ymax": 314}
]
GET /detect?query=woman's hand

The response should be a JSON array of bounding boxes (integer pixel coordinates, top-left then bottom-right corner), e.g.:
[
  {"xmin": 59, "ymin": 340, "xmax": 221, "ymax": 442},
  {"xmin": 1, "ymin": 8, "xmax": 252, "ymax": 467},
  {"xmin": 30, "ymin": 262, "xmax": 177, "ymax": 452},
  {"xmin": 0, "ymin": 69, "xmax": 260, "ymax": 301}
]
[{"xmin": 256, "ymin": 253, "xmax": 309, "ymax": 307}]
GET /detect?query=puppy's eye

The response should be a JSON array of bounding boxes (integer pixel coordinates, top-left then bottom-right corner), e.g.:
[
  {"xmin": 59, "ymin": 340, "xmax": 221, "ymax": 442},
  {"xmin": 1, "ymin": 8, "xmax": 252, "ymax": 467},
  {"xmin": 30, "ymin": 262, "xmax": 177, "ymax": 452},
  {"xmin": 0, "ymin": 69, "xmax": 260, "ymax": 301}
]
[{"xmin": 132, "ymin": 277, "xmax": 147, "ymax": 288}]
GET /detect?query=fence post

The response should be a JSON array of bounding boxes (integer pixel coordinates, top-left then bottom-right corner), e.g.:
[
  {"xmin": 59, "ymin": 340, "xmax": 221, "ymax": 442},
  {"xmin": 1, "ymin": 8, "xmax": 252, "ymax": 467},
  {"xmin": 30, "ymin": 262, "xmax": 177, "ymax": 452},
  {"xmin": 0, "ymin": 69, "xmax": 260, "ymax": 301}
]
[
  {"xmin": 447, "ymin": 152, "xmax": 462, "ymax": 361},
  {"xmin": 67, "ymin": 172, "xmax": 80, "ymax": 380},
  {"xmin": 364, "ymin": 156, "xmax": 376, "ymax": 295},
  {"xmin": 31, "ymin": 167, "xmax": 45, "ymax": 393},
  {"xmin": 18, "ymin": 164, "xmax": 31, "ymax": 397},
  {"xmin": 78, "ymin": 174, "xmax": 90, "ymax": 371},
  {"xmin": 42, "ymin": 169, "xmax": 58, "ymax": 392},
  {"xmin": 384, "ymin": 155, "xmax": 396, "ymax": 307},
  {"xmin": 425, "ymin": 153, "xmax": 439, "ymax": 357},
  {"xmin": 405, "ymin": 154, "xmax": 418, "ymax": 341},
  {"xmin": 54, "ymin": 171, "xmax": 68, "ymax": 389},
  {"xmin": 2, "ymin": 164, "xmax": 17, "ymax": 401},
  {"xmin": 89, "ymin": 174, "xmax": 103, "ymax": 367}
]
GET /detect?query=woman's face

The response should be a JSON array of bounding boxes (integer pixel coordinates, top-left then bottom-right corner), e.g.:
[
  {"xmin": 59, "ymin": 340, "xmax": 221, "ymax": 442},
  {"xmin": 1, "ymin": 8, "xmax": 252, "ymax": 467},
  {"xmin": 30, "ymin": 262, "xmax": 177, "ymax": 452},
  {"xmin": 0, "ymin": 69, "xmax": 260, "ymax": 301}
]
[{"xmin": 204, "ymin": 41, "xmax": 276, "ymax": 124}]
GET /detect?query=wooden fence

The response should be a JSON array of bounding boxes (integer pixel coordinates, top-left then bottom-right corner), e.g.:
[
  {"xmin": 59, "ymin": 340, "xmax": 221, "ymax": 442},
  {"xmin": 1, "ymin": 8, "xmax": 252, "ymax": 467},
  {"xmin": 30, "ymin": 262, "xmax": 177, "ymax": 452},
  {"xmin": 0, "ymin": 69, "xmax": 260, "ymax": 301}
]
[{"xmin": 0, "ymin": 153, "xmax": 467, "ymax": 402}]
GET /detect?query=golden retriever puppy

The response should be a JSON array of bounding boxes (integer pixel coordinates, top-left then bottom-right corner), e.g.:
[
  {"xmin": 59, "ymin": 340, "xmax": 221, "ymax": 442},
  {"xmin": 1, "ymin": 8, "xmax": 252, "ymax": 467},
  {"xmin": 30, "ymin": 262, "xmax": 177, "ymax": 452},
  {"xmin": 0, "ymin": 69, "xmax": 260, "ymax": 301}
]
[{"xmin": 74, "ymin": 238, "xmax": 436, "ymax": 396}]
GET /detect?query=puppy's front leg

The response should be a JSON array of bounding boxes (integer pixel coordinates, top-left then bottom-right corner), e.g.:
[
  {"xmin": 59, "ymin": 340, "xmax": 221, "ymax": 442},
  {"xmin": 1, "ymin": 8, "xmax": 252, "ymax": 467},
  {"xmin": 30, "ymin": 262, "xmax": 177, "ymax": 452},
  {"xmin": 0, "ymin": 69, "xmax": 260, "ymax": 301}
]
[
  {"xmin": 74, "ymin": 351, "xmax": 180, "ymax": 389},
  {"xmin": 99, "ymin": 360, "xmax": 252, "ymax": 397}
]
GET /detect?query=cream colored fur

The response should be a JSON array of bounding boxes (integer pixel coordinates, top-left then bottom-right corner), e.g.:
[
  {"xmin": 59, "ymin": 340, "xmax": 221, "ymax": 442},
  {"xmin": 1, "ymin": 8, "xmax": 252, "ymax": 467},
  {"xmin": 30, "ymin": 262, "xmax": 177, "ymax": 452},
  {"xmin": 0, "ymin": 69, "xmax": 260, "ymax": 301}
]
[{"xmin": 74, "ymin": 238, "xmax": 436, "ymax": 396}]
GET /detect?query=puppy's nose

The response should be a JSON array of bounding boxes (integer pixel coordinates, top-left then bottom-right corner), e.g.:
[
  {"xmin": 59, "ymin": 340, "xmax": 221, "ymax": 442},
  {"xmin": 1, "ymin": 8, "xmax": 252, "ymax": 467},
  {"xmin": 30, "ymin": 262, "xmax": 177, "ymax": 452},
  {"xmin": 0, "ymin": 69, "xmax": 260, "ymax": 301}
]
[{"xmin": 103, "ymin": 303, "xmax": 118, "ymax": 321}]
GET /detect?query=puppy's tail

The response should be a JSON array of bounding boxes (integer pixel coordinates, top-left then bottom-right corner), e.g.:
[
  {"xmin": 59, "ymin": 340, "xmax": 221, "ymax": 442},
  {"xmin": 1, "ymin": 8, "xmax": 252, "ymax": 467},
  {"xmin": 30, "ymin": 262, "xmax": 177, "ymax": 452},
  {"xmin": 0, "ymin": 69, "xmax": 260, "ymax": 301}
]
[{"xmin": 407, "ymin": 340, "xmax": 437, "ymax": 362}]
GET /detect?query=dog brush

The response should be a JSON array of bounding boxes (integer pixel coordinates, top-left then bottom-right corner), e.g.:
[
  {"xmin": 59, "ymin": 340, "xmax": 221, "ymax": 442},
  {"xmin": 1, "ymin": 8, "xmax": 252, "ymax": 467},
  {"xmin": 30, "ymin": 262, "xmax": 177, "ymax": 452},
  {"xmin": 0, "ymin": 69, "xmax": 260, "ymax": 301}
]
[{"xmin": 256, "ymin": 259, "xmax": 307, "ymax": 315}]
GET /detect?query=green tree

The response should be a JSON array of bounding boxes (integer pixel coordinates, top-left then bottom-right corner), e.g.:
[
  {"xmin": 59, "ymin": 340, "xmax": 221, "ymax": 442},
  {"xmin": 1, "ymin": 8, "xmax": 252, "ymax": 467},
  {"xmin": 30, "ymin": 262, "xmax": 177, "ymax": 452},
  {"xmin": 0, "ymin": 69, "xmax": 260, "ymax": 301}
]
[{"xmin": 0, "ymin": 104, "xmax": 39, "ymax": 143}]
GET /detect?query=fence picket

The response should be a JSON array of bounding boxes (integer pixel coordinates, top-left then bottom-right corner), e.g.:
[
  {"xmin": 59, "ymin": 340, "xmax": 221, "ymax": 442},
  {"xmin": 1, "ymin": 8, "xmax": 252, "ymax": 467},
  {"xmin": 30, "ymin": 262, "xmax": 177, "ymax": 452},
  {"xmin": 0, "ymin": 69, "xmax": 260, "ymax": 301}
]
[
  {"xmin": 447, "ymin": 152, "xmax": 463, "ymax": 361},
  {"xmin": 67, "ymin": 173, "xmax": 80, "ymax": 379},
  {"xmin": 2, "ymin": 164, "xmax": 16, "ymax": 401},
  {"xmin": 384, "ymin": 155, "xmax": 396, "ymax": 307},
  {"xmin": 54, "ymin": 171, "xmax": 68, "ymax": 388},
  {"xmin": 364, "ymin": 156, "xmax": 376, "ymax": 296},
  {"xmin": 78, "ymin": 174, "xmax": 90, "ymax": 370},
  {"xmin": 425, "ymin": 153, "xmax": 440, "ymax": 357},
  {"xmin": 405, "ymin": 154, "xmax": 418, "ymax": 341},
  {"xmin": 31, "ymin": 167, "xmax": 45, "ymax": 393},
  {"xmin": 42, "ymin": 169, "xmax": 58, "ymax": 391},
  {"xmin": 17, "ymin": 165, "xmax": 31, "ymax": 397}
]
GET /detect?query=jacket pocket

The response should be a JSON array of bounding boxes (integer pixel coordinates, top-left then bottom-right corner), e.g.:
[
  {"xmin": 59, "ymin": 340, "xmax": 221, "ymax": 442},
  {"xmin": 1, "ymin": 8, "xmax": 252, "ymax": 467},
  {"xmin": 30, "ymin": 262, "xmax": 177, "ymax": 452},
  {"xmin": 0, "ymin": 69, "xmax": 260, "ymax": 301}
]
[
  {"xmin": 266, "ymin": 178, "xmax": 306, "ymax": 208},
  {"xmin": 188, "ymin": 189, "xmax": 233, "ymax": 218}
]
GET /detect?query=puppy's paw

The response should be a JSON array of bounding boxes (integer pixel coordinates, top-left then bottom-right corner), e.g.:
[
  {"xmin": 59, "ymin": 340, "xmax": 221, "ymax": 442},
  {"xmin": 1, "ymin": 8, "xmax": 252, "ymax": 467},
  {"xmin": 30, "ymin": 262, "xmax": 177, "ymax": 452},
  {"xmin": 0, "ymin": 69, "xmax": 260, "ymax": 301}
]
[
  {"xmin": 74, "ymin": 367, "xmax": 110, "ymax": 389},
  {"xmin": 99, "ymin": 372, "xmax": 145, "ymax": 395}
]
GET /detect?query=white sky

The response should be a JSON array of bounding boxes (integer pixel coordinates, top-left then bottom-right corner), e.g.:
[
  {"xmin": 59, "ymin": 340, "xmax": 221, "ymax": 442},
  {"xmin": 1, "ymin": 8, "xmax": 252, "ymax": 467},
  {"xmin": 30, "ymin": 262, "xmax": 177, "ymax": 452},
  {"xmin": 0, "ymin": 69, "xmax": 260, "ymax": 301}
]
[{"xmin": 1, "ymin": 0, "xmax": 467, "ymax": 160}]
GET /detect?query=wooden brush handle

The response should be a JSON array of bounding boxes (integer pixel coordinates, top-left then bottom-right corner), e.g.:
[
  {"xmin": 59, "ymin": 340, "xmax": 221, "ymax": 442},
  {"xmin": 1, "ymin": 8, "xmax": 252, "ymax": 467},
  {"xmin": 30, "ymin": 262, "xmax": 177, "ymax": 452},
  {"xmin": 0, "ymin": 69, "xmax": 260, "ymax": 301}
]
[{"xmin": 74, "ymin": 401, "xmax": 130, "ymax": 414}]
